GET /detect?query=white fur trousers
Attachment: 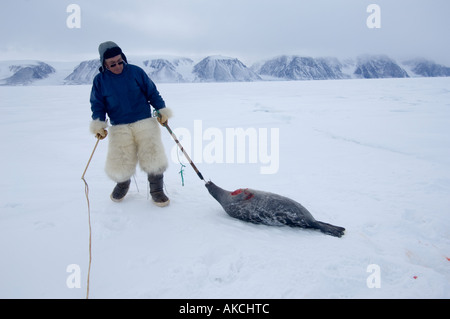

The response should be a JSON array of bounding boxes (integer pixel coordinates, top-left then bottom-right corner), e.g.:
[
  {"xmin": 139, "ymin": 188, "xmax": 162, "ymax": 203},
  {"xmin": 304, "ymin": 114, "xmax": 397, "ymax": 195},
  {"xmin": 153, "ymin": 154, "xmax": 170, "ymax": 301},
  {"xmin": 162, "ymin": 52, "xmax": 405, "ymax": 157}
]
[{"xmin": 105, "ymin": 118, "xmax": 168, "ymax": 182}]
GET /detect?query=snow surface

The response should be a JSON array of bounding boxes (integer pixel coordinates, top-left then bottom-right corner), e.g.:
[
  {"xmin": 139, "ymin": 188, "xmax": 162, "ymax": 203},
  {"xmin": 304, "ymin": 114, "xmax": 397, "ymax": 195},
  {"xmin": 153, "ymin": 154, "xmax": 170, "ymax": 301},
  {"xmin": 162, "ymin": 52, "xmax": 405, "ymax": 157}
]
[{"xmin": 0, "ymin": 77, "xmax": 449, "ymax": 298}]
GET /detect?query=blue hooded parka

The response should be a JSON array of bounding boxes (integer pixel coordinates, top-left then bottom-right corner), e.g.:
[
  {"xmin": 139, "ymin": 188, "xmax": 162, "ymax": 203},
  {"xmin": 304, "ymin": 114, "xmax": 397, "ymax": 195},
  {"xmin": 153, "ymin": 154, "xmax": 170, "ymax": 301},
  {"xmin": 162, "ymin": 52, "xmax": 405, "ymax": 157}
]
[{"xmin": 90, "ymin": 62, "xmax": 166, "ymax": 125}]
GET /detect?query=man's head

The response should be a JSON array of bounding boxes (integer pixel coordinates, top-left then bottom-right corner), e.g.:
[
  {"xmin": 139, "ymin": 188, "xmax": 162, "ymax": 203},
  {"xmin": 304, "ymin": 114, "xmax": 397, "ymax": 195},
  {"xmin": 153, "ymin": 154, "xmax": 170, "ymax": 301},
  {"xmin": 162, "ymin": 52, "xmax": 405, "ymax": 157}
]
[{"xmin": 98, "ymin": 41, "xmax": 127, "ymax": 74}]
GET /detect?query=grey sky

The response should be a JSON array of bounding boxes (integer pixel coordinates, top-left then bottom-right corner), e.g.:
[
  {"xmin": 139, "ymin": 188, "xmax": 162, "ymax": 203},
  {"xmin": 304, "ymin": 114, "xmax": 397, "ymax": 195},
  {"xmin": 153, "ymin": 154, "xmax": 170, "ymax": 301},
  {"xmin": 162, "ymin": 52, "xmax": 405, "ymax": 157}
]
[{"xmin": 1, "ymin": 0, "xmax": 449, "ymax": 65}]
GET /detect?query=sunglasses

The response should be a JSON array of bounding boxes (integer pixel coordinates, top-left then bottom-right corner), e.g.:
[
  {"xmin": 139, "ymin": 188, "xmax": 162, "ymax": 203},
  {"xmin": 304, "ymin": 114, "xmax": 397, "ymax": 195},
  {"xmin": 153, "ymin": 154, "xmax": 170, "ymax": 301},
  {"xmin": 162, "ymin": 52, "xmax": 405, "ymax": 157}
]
[{"xmin": 108, "ymin": 60, "xmax": 125, "ymax": 68}]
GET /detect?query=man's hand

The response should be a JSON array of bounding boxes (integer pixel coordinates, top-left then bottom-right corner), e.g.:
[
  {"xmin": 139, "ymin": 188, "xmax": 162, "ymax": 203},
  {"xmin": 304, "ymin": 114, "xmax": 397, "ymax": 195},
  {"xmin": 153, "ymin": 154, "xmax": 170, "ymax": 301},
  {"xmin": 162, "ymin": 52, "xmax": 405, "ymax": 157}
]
[
  {"xmin": 96, "ymin": 129, "xmax": 108, "ymax": 140},
  {"xmin": 156, "ymin": 112, "xmax": 168, "ymax": 125},
  {"xmin": 156, "ymin": 108, "xmax": 173, "ymax": 126},
  {"xmin": 90, "ymin": 119, "xmax": 109, "ymax": 140}
]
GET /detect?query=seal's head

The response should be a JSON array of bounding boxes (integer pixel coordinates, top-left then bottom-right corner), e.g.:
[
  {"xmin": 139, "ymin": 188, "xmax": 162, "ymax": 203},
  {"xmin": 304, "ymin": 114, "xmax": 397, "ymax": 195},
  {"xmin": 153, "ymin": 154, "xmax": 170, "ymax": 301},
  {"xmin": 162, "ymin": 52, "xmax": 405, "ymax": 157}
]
[
  {"xmin": 205, "ymin": 181, "xmax": 254, "ymax": 204},
  {"xmin": 205, "ymin": 181, "xmax": 227, "ymax": 203}
]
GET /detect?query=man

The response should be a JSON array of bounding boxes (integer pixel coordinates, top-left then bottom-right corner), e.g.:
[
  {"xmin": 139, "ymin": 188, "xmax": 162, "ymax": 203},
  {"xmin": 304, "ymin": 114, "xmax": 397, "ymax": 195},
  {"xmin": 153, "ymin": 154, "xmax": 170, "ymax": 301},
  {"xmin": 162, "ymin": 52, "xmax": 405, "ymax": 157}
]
[{"xmin": 89, "ymin": 41, "xmax": 172, "ymax": 207}]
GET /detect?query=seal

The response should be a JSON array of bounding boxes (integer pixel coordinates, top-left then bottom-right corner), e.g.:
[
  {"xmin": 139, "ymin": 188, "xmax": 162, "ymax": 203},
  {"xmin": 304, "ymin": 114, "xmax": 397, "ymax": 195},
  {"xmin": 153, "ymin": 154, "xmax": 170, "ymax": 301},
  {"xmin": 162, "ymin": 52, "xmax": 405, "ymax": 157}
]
[{"xmin": 205, "ymin": 181, "xmax": 345, "ymax": 237}]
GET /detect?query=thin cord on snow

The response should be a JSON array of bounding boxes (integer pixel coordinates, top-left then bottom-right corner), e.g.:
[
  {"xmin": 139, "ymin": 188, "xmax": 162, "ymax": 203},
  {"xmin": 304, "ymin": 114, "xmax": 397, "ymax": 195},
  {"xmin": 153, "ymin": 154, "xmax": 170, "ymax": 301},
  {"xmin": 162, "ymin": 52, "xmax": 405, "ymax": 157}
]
[
  {"xmin": 81, "ymin": 137, "xmax": 100, "ymax": 299},
  {"xmin": 81, "ymin": 176, "xmax": 93, "ymax": 299},
  {"xmin": 133, "ymin": 174, "xmax": 139, "ymax": 193}
]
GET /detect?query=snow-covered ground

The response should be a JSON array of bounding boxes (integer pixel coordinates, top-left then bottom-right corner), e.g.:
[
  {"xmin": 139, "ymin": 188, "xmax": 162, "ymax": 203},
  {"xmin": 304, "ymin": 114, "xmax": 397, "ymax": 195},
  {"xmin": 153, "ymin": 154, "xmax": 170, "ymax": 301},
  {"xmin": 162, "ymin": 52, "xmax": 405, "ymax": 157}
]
[{"xmin": 0, "ymin": 77, "xmax": 449, "ymax": 299}]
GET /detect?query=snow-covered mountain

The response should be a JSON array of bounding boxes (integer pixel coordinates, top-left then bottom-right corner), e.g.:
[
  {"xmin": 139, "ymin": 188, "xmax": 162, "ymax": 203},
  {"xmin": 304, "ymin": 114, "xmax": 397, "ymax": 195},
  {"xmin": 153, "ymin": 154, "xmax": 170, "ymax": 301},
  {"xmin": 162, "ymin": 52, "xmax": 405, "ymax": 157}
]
[
  {"xmin": 193, "ymin": 56, "xmax": 261, "ymax": 82},
  {"xmin": 1, "ymin": 55, "xmax": 449, "ymax": 85},
  {"xmin": 62, "ymin": 56, "xmax": 194, "ymax": 85},
  {"xmin": 63, "ymin": 55, "xmax": 260, "ymax": 84},
  {"xmin": 252, "ymin": 55, "xmax": 415, "ymax": 80},
  {"xmin": 252, "ymin": 56, "xmax": 349, "ymax": 80},
  {"xmin": 64, "ymin": 59, "xmax": 101, "ymax": 85},
  {"xmin": 402, "ymin": 58, "xmax": 450, "ymax": 77},
  {"xmin": 0, "ymin": 61, "xmax": 56, "ymax": 85},
  {"xmin": 141, "ymin": 57, "xmax": 195, "ymax": 83},
  {"xmin": 354, "ymin": 55, "xmax": 409, "ymax": 79}
]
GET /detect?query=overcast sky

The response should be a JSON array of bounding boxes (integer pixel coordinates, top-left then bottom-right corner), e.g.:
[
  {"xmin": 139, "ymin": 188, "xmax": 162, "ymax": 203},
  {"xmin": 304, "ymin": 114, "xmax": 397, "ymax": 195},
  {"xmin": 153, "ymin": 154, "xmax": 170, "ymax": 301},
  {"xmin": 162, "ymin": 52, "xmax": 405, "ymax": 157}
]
[{"xmin": 1, "ymin": 0, "xmax": 449, "ymax": 65}]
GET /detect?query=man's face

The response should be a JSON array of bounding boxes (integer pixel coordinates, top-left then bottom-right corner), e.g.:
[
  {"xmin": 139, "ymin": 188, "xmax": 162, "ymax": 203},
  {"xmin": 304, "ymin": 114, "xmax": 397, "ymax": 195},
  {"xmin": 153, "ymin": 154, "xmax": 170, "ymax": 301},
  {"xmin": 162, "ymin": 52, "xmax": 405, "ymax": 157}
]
[{"xmin": 105, "ymin": 54, "xmax": 124, "ymax": 75}]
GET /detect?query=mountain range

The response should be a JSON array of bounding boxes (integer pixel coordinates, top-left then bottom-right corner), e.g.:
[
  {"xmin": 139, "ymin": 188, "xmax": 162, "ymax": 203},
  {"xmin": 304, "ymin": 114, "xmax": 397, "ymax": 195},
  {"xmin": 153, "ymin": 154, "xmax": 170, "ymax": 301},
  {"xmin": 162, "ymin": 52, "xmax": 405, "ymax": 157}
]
[{"xmin": 1, "ymin": 54, "xmax": 449, "ymax": 86}]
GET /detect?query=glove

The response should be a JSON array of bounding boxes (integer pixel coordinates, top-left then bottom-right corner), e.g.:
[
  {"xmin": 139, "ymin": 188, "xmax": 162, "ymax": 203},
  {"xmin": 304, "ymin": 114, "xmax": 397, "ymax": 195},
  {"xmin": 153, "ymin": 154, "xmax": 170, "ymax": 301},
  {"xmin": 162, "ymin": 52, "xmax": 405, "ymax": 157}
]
[
  {"xmin": 90, "ymin": 119, "xmax": 108, "ymax": 140},
  {"xmin": 156, "ymin": 107, "xmax": 173, "ymax": 126},
  {"xmin": 96, "ymin": 129, "xmax": 108, "ymax": 140}
]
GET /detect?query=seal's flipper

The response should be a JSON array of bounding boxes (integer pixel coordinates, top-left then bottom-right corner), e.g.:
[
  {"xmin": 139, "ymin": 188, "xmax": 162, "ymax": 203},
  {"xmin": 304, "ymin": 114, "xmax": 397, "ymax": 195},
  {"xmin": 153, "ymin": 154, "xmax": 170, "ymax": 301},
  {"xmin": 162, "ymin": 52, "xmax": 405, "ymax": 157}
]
[{"xmin": 315, "ymin": 221, "xmax": 346, "ymax": 238}]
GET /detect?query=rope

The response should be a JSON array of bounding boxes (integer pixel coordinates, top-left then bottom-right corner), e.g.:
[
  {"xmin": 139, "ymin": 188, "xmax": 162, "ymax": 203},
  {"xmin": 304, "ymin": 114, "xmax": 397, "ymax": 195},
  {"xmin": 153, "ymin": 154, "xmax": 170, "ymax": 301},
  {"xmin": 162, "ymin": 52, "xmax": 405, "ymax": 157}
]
[
  {"xmin": 179, "ymin": 162, "xmax": 187, "ymax": 186},
  {"xmin": 176, "ymin": 146, "xmax": 187, "ymax": 186},
  {"xmin": 81, "ymin": 137, "xmax": 100, "ymax": 299}
]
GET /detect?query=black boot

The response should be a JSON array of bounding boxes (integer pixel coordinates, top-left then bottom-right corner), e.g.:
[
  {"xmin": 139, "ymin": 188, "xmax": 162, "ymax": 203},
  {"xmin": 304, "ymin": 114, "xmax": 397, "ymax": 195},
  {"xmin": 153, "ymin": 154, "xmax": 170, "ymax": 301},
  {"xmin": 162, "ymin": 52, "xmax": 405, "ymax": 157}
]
[
  {"xmin": 110, "ymin": 179, "xmax": 131, "ymax": 202},
  {"xmin": 148, "ymin": 174, "xmax": 170, "ymax": 207}
]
